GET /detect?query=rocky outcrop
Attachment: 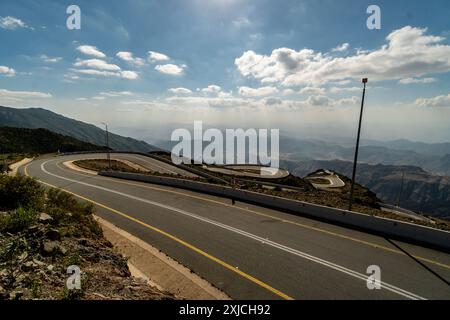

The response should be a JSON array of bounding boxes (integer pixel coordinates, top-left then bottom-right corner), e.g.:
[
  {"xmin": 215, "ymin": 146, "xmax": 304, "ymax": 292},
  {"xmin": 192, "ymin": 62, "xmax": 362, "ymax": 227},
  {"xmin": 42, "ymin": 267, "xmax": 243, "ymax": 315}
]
[{"xmin": 0, "ymin": 209, "xmax": 175, "ymax": 300}]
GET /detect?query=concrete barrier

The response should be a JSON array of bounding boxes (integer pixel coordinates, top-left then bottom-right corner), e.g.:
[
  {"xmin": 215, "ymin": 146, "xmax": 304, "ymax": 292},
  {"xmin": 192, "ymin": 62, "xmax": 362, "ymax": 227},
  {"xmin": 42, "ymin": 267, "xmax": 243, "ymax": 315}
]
[
  {"xmin": 61, "ymin": 150, "xmax": 224, "ymax": 182},
  {"xmin": 99, "ymin": 171, "xmax": 450, "ymax": 252}
]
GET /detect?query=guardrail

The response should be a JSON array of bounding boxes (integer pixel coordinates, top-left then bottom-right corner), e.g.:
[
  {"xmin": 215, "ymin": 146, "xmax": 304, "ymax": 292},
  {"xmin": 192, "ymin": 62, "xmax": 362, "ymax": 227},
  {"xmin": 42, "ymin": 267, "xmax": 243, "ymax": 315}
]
[{"xmin": 99, "ymin": 171, "xmax": 450, "ymax": 252}]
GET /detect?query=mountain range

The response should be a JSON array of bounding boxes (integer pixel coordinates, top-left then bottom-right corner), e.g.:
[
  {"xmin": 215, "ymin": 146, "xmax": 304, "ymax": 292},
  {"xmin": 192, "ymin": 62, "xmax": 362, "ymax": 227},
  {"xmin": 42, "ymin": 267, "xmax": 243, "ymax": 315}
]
[
  {"xmin": 279, "ymin": 137, "xmax": 450, "ymax": 176},
  {"xmin": 0, "ymin": 106, "xmax": 159, "ymax": 153},
  {"xmin": 0, "ymin": 126, "xmax": 107, "ymax": 154},
  {"xmin": 283, "ymin": 159, "xmax": 450, "ymax": 219}
]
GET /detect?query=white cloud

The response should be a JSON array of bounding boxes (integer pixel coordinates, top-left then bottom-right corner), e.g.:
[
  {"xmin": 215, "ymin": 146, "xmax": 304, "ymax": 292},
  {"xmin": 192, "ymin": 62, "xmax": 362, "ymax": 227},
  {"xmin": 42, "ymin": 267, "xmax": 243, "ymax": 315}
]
[
  {"xmin": 165, "ymin": 96, "xmax": 250, "ymax": 109},
  {"xmin": 168, "ymin": 87, "xmax": 192, "ymax": 94},
  {"xmin": 334, "ymin": 96, "xmax": 360, "ymax": 106},
  {"xmin": 155, "ymin": 64, "xmax": 184, "ymax": 75},
  {"xmin": 238, "ymin": 86, "xmax": 279, "ymax": 97},
  {"xmin": 148, "ymin": 51, "xmax": 170, "ymax": 62},
  {"xmin": 74, "ymin": 59, "xmax": 120, "ymax": 71},
  {"xmin": 305, "ymin": 95, "xmax": 333, "ymax": 107},
  {"xmin": 76, "ymin": 45, "xmax": 106, "ymax": 58},
  {"xmin": 0, "ymin": 66, "xmax": 16, "ymax": 77},
  {"xmin": 100, "ymin": 91, "xmax": 134, "ymax": 97},
  {"xmin": 283, "ymin": 89, "xmax": 295, "ymax": 95},
  {"xmin": 198, "ymin": 85, "xmax": 232, "ymax": 98},
  {"xmin": 399, "ymin": 77, "xmax": 436, "ymax": 84},
  {"xmin": 201, "ymin": 85, "xmax": 222, "ymax": 94},
  {"xmin": 92, "ymin": 96, "xmax": 106, "ymax": 100},
  {"xmin": 40, "ymin": 55, "xmax": 62, "ymax": 63},
  {"xmin": 73, "ymin": 69, "xmax": 138, "ymax": 80},
  {"xmin": 328, "ymin": 86, "xmax": 361, "ymax": 93},
  {"xmin": 118, "ymin": 70, "xmax": 139, "ymax": 79},
  {"xmin": 261, "ymin": 77, "xmax": 279, "ymax": 84},
  {"xmin": 116, "ymin": 51, "xmax": 145, "ymax": 66},
  {"xmin": 0, "ymin": 89, "xmax": 52, "ymax": 99},
  {"xmin": 331, "ymin": 43, "xmax": 350, "ymax": 52},
  {"xmin": 235, "ymin": 26, "xmax": 450, "ymax": 86},
  {"xmin": 299, "ymin": 87, "xmax": 326, "ymax": 95},
  {"xmin": 415, "ymin": 93, "xmax": 450, "ymax": 107},
  {"xmin": 0, "ymin": 16, "xmax": 27, "ymax": 30},
  {"xmin": 162, "ymin": 93, "xmax": 359, "ymax": 110},
  {"xmin": 285, "ymin": 95, "xmax": 359, "ymax": 109},
  {"xmin": 73, "ymin": 69, "xmax": 117, "ymax": 77}
]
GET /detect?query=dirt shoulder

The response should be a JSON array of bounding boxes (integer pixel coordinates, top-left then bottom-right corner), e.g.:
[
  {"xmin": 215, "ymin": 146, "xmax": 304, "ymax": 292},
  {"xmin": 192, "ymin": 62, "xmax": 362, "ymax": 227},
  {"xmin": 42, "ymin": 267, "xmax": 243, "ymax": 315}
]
[
  {"xmin": 96, "ymin": 216, "xmax": 229, "ymax": 300},
  {"xmin": 7, "ymin": 158, "xmax": 33, "ymax": 177}
]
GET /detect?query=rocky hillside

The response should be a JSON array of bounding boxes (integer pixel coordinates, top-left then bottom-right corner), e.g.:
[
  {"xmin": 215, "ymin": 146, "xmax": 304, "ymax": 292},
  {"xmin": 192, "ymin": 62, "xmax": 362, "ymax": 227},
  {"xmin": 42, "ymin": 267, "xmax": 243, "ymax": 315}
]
[
  {"xmin": 0, "ymin": 127, "xmax": 108, "ymax": 154},
  {"xmin": 0, "ymin": 106, "xmax": 159, "ymax": 153},
  {"xmin": 283, "ymin": 159, "xmax": 450, "ymax": 219},
  {"xmin": 0, "ymin": 175, "xmax": 175, "ymax": 300}
]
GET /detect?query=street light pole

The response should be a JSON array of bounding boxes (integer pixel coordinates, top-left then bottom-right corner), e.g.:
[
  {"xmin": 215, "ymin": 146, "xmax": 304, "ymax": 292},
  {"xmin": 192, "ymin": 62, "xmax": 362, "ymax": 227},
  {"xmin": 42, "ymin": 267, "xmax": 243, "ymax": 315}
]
[
  {"xmin": 348, "ymin": 78, "xmax": 368, "ymax": 211},
  {"xmin": 101, "ymin": 122, "xmax": 112, "ymax": 170}
]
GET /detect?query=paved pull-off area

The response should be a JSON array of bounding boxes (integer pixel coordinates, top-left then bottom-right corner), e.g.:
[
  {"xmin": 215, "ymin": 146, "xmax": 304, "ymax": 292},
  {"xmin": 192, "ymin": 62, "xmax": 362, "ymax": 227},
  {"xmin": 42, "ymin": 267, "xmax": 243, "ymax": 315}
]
[{"xmin": 20, "ymin": 154, "xmax": 450, "ymax": 300}]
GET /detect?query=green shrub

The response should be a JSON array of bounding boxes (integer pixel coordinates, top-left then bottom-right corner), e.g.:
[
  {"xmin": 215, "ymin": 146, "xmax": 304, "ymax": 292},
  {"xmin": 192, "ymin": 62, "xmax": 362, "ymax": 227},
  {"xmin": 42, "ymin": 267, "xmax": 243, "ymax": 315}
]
[
  {"xmin": 0, "ymin": 207, "xmax": 37, "ymax": 232},
  {"xmin": 47, "ymin": 189, "xmax": 94, "ymax": 218},
  {"xmin": 46, "ymin": 188, "xmax": 101, "ymax": 238},
  {"xmin": 0, "ymin": 175, "xmax": 44, "ymax": 210}
]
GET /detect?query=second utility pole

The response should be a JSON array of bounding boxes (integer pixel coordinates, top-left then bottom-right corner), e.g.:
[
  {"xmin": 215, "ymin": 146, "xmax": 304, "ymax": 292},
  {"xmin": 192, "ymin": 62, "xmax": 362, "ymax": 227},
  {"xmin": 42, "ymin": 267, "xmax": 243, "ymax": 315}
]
[{"xmin": 348, "ymin": 78, "xmax": 368, "ymax": 211}]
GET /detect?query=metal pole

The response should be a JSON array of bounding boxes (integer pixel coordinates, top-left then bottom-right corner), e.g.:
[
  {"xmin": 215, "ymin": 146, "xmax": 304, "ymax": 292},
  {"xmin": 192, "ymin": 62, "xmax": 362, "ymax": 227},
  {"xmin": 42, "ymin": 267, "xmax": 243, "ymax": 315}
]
[
  {"xmin": 102, "ymin": 122, "xmax": 112, "ymax": 170},
  {"xmin": 397, "ymin": 171, "xmax": 405, "ymax": 207},
  {"xmin": 348, "ymin": 78, "xmax": 368, "ymax": 211},
  {"xmin": 106, "ymin": 124, "xmax": 111, "ymax": 170}
]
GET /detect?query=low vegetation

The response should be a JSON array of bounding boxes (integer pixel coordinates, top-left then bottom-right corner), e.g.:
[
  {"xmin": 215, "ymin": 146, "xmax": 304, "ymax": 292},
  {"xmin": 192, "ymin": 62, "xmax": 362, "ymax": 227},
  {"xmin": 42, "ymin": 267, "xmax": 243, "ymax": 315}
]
[
  {"xmin": 0, "ymin": 126, "xmax": 108, "ymax": 154},
  {"xmin": 74, "ymin": 159, "xmax": 140, "ymax": 173},
  {"xmin": 0, "ymin": 175, "xmax": 175, "ymax": 300}
]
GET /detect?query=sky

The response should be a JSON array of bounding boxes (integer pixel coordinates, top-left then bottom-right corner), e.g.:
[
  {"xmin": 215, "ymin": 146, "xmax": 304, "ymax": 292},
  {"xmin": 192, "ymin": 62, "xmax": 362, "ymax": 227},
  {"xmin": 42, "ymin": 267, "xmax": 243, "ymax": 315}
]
[{"xmin": 1, "ymin": 0, "xmax": 450, "ymax": 143}]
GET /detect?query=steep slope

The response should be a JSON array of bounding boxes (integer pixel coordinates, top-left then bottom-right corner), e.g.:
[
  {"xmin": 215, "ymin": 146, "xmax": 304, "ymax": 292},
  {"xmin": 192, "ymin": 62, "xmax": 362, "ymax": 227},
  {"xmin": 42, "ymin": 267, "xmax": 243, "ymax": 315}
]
[
  {"xmin": 0, "ymin": 127, "xmax": 108, "ymax": 154},
  {"xmin": 0, "ymin": 106, "xmax": 158, "ymax": 152},
  {"xmin": 282, "ymin": 159, "xmax": 450, "ymax": 219}
]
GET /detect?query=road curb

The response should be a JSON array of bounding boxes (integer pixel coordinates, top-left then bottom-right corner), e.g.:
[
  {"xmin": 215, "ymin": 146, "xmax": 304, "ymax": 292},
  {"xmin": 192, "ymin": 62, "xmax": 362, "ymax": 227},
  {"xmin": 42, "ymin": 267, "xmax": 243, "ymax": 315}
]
[{"xmin": 94, "ymin": 215, "xmax": 230, "ymax": 300}]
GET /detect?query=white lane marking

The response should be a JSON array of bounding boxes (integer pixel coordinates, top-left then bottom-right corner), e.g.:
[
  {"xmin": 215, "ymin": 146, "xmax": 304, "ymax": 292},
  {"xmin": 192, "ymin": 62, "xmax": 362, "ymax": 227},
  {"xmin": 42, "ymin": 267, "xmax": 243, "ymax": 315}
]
[{"xmin": 39, "ymin": 159, "xmax": 426, "ymax": 300}]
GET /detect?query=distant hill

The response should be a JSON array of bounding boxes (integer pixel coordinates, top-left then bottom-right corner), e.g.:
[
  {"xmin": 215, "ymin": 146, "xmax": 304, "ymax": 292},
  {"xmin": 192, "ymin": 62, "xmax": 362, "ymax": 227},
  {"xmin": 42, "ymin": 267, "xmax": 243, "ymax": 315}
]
[
  {"xmin": 279, "ymin": 137, "xmax": 450, "ymax": 176},
  {"xmin": 0, "ymin": 126, "xmax": 108, "ymax": 154},
  {"xmin": 361, "ymin": 139, "xmax": 450, "ymax": 157},
  {"xmin": 282, "ymin": 159, "xmax": 450, "ymax": 219},
  {"xmin": 0, "ymin": 106, "xmax": 159, "ymax": 153}
]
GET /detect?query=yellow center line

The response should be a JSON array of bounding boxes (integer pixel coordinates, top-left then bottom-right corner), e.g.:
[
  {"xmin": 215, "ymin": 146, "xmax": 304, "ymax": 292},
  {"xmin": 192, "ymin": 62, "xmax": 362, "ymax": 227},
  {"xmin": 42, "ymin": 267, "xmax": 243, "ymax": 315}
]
[
  {"xmin": 24, "ymin": 163, "xmax": 294, "ymax": 300},
  {"xmin": 52, "ymin": 160, "xmax": 450, "ymax": 271}
]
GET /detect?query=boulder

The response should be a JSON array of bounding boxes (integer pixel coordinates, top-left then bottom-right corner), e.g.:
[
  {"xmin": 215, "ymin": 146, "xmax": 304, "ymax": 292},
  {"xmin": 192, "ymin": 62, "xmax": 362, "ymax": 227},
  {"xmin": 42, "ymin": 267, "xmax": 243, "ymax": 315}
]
[
  {"xmin": 39, "ymin": 212, "xmax": 53, "ymax": 223},
  {"xmin": 41, "ymin": 240, "xmax": 60, "ymax": 256}
]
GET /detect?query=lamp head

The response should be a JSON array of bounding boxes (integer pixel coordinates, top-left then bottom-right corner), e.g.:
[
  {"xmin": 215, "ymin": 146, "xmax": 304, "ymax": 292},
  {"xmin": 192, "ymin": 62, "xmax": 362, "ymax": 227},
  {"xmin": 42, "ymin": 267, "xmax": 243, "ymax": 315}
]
[{"xmin": 362, "ymin": 78, "xmax": 368, "ymax": 84}]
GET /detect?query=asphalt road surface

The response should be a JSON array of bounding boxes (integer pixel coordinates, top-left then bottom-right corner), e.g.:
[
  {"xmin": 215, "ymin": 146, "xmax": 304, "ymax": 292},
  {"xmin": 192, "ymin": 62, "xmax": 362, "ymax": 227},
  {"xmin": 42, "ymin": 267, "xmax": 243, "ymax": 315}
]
[{"xmin": 21, "ymin": 154, "xmax": 450, "ymax": 300}]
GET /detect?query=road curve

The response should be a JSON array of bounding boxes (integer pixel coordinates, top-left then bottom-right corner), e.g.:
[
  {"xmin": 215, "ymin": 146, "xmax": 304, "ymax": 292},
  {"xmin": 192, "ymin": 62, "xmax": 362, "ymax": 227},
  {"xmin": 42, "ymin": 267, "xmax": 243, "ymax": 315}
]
[
  {"xmin": 306, "ymin": 172, "xmax": 346, "ymax": 190},
  {"xmin": 70, "ymin": 152, "xmax": 198, "ymax": 177},
  {"xmin": 21, "ymin": 154, "xmax": 450, "ymax": 300}
]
